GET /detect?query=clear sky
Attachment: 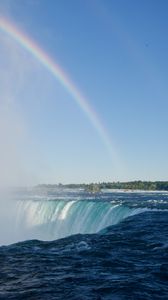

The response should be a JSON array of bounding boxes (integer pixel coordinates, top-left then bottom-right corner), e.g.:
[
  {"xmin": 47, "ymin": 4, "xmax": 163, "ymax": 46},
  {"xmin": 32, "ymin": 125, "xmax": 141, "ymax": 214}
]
[{"xmin": 0, "ymin": 0, "xmax": 168, "ymax": 185}]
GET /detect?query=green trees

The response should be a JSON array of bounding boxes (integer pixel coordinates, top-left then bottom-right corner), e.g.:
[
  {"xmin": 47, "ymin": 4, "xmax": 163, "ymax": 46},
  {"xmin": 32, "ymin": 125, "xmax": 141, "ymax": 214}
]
[
  {"xmin": 36, "ymin": 181, "xmax": 168, "ymax": 191},
  {"xmin": 98, "ymin": 181, "xmax": 168, "ymax": 191}
]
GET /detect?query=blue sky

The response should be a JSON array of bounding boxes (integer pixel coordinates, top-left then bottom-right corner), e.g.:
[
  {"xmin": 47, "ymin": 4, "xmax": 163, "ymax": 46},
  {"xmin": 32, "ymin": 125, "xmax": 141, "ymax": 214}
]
[{"xmin": 0, "ymin": 0, "xmax": 168, "ymax": 185}]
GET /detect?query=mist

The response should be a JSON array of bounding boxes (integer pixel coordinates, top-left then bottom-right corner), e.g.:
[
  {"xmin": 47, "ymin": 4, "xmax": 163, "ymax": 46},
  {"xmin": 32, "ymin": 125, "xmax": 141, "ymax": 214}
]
[
  {"xmin": 0, "ymin": 31, "xmax": 43, "ymax": 187},
  {"xmin": 0, "ymin": 32, "xmax": 38, "ymax": 244}
]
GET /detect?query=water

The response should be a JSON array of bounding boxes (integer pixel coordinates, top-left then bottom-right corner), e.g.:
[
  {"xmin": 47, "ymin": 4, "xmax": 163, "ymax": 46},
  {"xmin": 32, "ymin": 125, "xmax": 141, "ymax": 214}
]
[{"xmin": 0, "ymin": 188, "xmax": 168, "ymax": 299}]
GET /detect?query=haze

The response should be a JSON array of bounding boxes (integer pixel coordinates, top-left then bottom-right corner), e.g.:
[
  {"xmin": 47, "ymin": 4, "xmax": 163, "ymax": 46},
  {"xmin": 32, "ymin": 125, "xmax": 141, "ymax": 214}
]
[{"xmin": 0, "ymin": 0, "xmax": 168, "ymax": 186}]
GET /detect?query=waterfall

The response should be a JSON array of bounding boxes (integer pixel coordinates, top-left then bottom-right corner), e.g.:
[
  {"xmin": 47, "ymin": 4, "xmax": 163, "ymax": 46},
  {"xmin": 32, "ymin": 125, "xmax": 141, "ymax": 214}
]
[{"xmin": 15, "ymin": 199, "xmax": 145, "ymax": 242}]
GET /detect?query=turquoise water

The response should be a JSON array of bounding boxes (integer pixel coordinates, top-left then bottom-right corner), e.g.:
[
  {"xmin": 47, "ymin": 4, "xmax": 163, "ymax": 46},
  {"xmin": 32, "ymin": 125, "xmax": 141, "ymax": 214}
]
[{"xmin": 0, "ymin": 189, "xmax": 167, "ymax": 299}]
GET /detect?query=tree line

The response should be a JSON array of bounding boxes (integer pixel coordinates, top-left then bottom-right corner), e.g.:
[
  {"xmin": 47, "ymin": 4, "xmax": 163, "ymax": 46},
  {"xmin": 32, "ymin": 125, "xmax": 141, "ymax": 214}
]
[{"xmin": 36, "ymin": 181, "xmax": 168, "ymax": 191}]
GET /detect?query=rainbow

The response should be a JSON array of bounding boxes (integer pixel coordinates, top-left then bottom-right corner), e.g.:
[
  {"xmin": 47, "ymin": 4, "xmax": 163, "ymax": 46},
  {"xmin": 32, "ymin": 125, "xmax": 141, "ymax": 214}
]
[{"xmin": 0, "ymin": 17, "xmax": 120, "ymax": 168}]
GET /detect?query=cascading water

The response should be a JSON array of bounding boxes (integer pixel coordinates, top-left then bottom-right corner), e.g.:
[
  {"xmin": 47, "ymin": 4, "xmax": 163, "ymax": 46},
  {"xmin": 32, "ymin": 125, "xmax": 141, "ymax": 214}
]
[
  {"xmin": 1, "ymin": 190, "xmax": 168, "ymax": 300},
  {"xmin": 15, "ymin": 198, "xmax": 146, "ymax": 242},
  {"xmin": 2, "ymin": 187, "xmax": 161, "ymax": 245}
]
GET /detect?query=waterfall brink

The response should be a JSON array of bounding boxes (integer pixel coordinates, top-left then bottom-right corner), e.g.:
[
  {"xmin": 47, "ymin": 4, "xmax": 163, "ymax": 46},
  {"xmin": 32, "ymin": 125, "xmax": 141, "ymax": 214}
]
[{"xmin": 15, "ymin": 199, "xmax": 145, "ymax": 242}]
